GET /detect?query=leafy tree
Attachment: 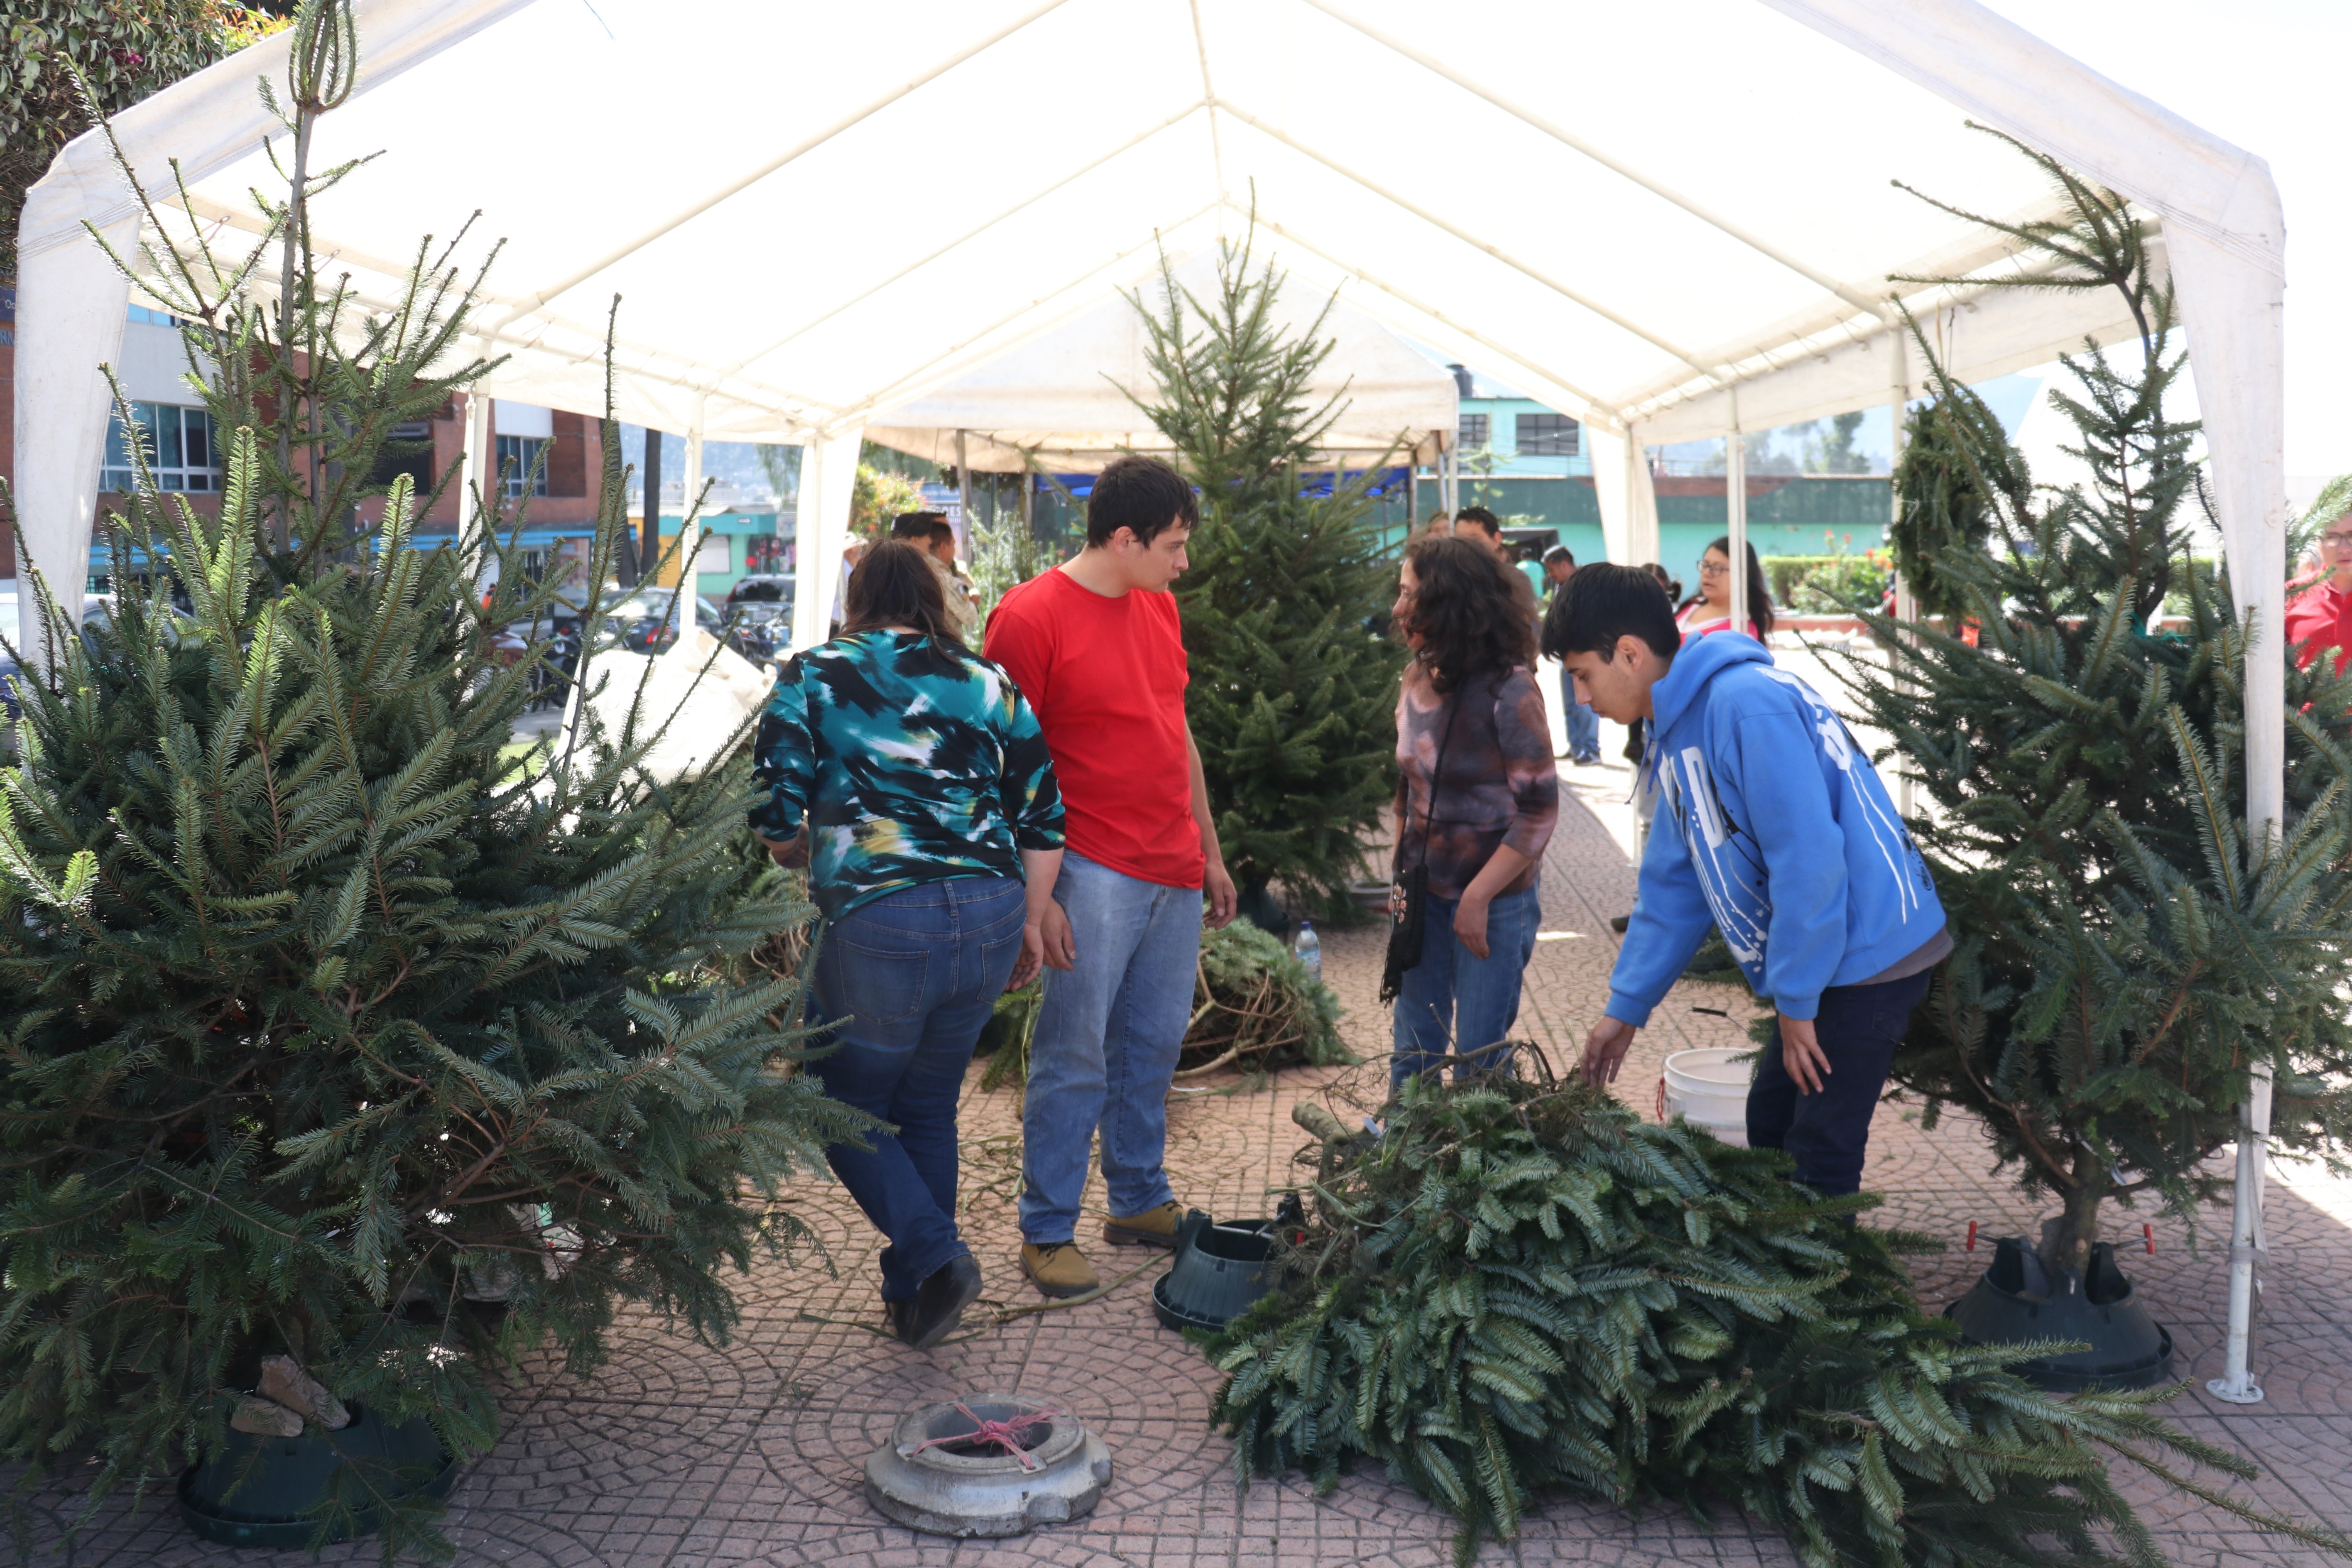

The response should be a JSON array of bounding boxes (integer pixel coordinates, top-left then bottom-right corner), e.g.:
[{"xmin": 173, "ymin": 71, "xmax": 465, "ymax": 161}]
[
  {"xmin": 0, "ymin": 6, "xmax": 860, "ymax": 1556},
  {"xmin": 1, "ymin": 1, "xmax": 285, "ymax": 274},
  {"xmin": 1842, "ymin": 130, "xmax": 2352, "ymax": 1274},
  {"xmin": 1805, "ymin": 409, "xmax": 1871, "ymax": 475},
  {"xmin": 1128, "ymin": 220, "xmax": 1406, "ymax": 923},
  {"xmin": 1211, "ymin": 1070, "xmax": 2345, "ymax": 1567}
]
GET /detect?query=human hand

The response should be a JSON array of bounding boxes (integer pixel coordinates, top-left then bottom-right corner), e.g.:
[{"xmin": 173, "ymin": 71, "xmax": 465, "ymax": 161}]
[
  {"xmin": 755, "ymin": 830, "xmax": 806, "ymax": 869},
  {"xmin": 1203, "ymin": 859, "xmax": 1238, "ymax": 929},
  {"xmin": 1580, "ymin": 1015, "xmax": 1639, "ymax": 1087},
  {"xmin": 1777, "ymin": 1012, "xmax": 1831, "ymax": 1095},
  {"xmin": 1037, "ymin": 900, "xmax": 1077, "ymax": 971},
  {"xmin": 1453, "ymin": 893, "xmax": 1491, "ymax": 960}
]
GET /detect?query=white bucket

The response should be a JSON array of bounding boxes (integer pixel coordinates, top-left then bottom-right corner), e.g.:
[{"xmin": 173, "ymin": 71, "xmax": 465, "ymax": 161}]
[{"xmin": 1661, "ymin": 1047, "xmax": 1753, "ymax": 1146}]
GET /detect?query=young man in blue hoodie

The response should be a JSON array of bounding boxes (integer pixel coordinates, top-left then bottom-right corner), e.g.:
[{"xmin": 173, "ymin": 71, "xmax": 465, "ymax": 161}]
[{"xmin": 1544, "ymin": 564, "xmax": 1950, "ymax": 1196}]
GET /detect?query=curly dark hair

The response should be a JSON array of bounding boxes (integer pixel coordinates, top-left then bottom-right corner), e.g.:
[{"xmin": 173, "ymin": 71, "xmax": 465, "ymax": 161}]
[{"xmin": 1399, "ymin": 534, "xmax": 1534, "ymax": 693}]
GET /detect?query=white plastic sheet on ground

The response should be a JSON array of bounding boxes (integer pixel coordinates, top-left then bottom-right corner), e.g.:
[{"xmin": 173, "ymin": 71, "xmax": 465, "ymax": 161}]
[{"xmin": 13, "ymin": 0, "xmax": 2291, "ymax": 1396}]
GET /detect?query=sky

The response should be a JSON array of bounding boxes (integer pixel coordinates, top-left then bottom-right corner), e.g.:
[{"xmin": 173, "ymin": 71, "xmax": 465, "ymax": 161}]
[{"xmin": 1448, "ymin": 2, "xmax": 2346, "ymax": 490}]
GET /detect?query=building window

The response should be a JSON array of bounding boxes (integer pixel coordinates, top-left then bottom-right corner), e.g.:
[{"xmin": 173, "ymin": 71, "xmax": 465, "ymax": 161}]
[
  {"xmin": 1516, "ymin": 412, "xmax": 1579, "ymax": 457},
  {"xmin": 1457, "ymin": 412, "xmax": 1490, "ymax": 450},
  {"xmin": 102, "ymin": 402, "xmax": 219, "ymax": 492},
  {"xmin": 496, "ymin": 434, "xmax": 549, "ymax": 498},
  {"xmin": 370, "ymin": 420, "xmax": 436, "ymax": 494}
]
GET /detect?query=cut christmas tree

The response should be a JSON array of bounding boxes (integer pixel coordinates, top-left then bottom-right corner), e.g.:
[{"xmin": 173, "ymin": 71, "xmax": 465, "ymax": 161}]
[
  {"xmin": 1127, "ymin": 218, "xmax": 1406, "ymax": 927},
  {"xmin": 1838, "ymin": 130, "xmax": 2352, "ymax": 1385},
  {"xmin": 1211, "ymin": 1069, "xmax": 2349, "ymax": 1568},
  {"xmin": 0, "ymin": 5, "xmax": 863, "ymax": 1558}
]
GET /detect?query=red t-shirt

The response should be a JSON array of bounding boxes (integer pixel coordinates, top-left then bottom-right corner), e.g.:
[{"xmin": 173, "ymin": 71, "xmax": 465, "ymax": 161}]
[
  {"xmin": 2286, "ymin": 575, "xmax": 2352, "ymax": 676},
  {"xmin": 984, "ymin": 568, "xmax": 1204, "ymax": 889}
]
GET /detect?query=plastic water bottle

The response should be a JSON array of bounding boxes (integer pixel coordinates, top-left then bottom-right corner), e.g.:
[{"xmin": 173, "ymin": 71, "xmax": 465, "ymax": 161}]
[{"xmin": 1293, "ymin": 920, "xmax": 1321, "ymax": 985}]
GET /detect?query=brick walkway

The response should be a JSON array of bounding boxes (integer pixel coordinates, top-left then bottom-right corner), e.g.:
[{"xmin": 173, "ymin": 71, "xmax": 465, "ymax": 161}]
[{"xmin": 27, "ymin": 752, "xmax": 2352, "ymax": 1566}]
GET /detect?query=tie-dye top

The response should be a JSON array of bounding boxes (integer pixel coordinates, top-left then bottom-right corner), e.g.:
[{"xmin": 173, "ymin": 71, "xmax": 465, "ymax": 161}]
[
  {"xmin": 1394, "ymin": 661, "xmax": 1559, "ymax": 900},
  {"xmin": 749, "ymin": 631, "xmax": 1065, "ymax": 919}
]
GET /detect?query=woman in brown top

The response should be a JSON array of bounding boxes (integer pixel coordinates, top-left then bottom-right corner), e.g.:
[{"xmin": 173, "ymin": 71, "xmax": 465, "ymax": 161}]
[{"xmin": 1388, "ymin": 535, "xmax": 1561, "ymax": 1084}]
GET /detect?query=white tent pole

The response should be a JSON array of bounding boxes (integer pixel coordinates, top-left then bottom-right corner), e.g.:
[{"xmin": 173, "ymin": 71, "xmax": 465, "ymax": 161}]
[
  {"xmin": 1888, "ymin": 328, "xmax": 1916, "ymax": 816},
  {"xmin": 1298, "ymin": 0, "xmax": 1882, "ymax": 315},
  {"xmin": 1216, "ymin": 104, "xmax": 1715, "ymax": 377},
  {"xmin": 790, "ymin": 437, "xmax": 827, "ymax": 653},
  {"xmin": 11, "ymin": 218, "xmax": 135, "ymax": 655},
  {"xmin": 669, "ymin": 399, "xmax": 707, "ymax": 656},
  {"xmin": 1629, "ymin": 427, "xmax": 1660, "ymax": 566},
  {"xmin": 462, "ymin": 382, "xmax": 496, "ymax": 588},
  {"xmin": 1727, "ymin": 391, "xmax": 1748, "ymax": 636},
  {"xmin": 494, "ymin": 0, "xmax": 1075, "ymax": 328}
]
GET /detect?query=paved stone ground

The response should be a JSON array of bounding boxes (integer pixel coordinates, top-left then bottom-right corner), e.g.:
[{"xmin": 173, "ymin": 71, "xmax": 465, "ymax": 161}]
[{"xmin": 24, "ymin": 681, "xmax": 2352, "ymax": 1566}]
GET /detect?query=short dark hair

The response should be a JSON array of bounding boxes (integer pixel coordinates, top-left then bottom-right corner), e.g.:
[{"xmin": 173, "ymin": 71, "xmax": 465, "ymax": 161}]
[
  {"xmin": 1543, "ymin": 545, "xmax": 1573, "ymax": 567},
  {"xmin": 1086, "ymin": 455, "xmax": 1196, "ymax": 548},
  {"xmin": 889, "ymin": 510, "xmax": 945, "ymax": 539},
  {"xmin": 844, "ymin": 539, "xmax": 965, "ymax": 652},
  {"xmin": 1542, "ymin": 561, "xmax": 1679, "ymax": 662},
  {"xmin": 1453, "ymin": 505, "xmax": 1501, "ymax": 538}
]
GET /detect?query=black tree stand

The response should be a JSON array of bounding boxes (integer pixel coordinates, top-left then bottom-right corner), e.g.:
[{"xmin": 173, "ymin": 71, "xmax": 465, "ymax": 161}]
[{"xmin": 1946, "ymin": 1236, "xmax": 2175, "ymax": 1392}]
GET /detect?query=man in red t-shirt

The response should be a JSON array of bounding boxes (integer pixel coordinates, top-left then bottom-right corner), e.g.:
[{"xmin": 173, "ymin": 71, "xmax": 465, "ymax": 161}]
[
  {"xmin": 2287, "ymin": 506, "xmax": 2352, "ymax": 676},
  {"xmin": 984, "ymin": 454, "xmax": 1238, "ymax": 1298}
]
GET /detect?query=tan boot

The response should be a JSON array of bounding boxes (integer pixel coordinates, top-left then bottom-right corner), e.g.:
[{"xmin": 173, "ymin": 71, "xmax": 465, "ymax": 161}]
[
  {"xmin": 1103, "ymin": 1200, "xmax": 1187, "ymax": 1250},
  {"xmin": 1019, "ymin": 1241, "xmax": 1099, "ymax": 1299}
]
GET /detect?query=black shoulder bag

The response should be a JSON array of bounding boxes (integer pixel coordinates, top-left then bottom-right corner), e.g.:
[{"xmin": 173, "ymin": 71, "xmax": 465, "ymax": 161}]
[{"xmin": 1381, "ymin": 681, "xmax": 1464, "ymax": 1003}]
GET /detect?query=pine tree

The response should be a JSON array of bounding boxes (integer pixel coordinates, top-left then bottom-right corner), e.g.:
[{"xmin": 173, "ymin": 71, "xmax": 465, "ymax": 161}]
[
  {"xmin": 1128, "ymin": 220, "xmax": 1406, "ymax": 923},
  {"xmin": 0, "ymin": 5, "xmax": 862, "ymax": 1556},
  {"xmin": 1841, "ymin": 130, "xmax": 2352, "ymax": 1274},
  {"xmin": 1211, "ymin": 1069, "xmax": 2345, "ymax": 1567}
]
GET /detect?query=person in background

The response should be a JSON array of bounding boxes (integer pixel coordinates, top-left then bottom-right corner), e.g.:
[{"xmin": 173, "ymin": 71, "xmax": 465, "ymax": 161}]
[
  {"xmin": 750, "ymin": 540, "xmax": 1066, "ymax": 1350},
  {"xmin": 1644, "ymin": 561, "xmax": 1681, "ymax": 609},
  {"xmin": 1421, "ymin": 509, "xmax": 1452, "ymax": 538},
  {"xmin": 984, "ymin": 454, "xmax": 1240, "ymax": 1300},
  {"xmin": 1549, "ymin": 564, "xmax": 1948, "ymax": 1198},
  {"xmin": 1452, "ymin": 505, "xmax": 1540, "ymax": 628},
  {"xmin": 1676, "ymin": 534, "xmax": 1775, "ymax": 642},
  {"xmin": 894, "ymin": 510, "xmax": 981, "ymax": 639},
  {"xmin": 1388, "ymin": 534, "xmax": 1559, "ymax": 1084},
  {"xmin": 1543, "ymin": 545, "xmax": 1600, "ymax": 764},
  {"xmin": 2286, "ymin": 501, "xmax": 2352, "ymax": 674}
]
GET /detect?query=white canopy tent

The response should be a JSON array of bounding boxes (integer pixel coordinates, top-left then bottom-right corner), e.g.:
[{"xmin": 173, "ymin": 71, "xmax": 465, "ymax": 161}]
[
  {"xmin": 863, "ymin": 250, "xmax": 1457, "ymax": 478},
  {"xmin": 14, "ymin": 0, "xmax": 2287, "ymax": 1400}
]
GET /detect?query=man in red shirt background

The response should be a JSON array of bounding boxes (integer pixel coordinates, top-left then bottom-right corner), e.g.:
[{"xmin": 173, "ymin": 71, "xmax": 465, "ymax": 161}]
[
  {"xmin": 984, "ymin": 455, "xmax": 1239, "ymax": 1298},
  {"xmin": 2287, "ymin": 502, "xmax": 2352, "ymax": 675}
]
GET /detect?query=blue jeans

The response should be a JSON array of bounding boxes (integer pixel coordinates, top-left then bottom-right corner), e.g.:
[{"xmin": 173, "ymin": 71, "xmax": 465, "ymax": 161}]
[
  {"xmin": 807, "ymin": 877, "xmax": 1027, "ymax": 1301},
  {"xmin": 1019, "ymin": 851, "xmax": 1201, "ymax": 1244},
  {"xmin": 1747, "ymin": 968, "xmax": 1933, "ymax": 1196},
  {"xmin": 1390, "ymin": 880, "xmax": 1543, "ymax": 1085},
  {"xmin": 1560, "ymin": 667, "xmax": 1599, "ymax": 759}
]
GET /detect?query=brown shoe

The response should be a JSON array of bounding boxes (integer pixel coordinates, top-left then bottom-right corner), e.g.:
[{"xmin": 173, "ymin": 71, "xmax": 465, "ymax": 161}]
[
  {"xmin": 1103, "ymin": 1200, "xmax": 1186, "ymax": 1250},
  {"xmin": 1019, "ymin": 1241, "xmax": 1099, "ymax": 1299}
]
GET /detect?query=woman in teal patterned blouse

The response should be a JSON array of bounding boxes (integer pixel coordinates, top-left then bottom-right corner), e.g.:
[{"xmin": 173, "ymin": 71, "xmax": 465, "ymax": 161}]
[{"xmin": 751, "ymin": 540, "xmax": 1066, "ymax": 1349}]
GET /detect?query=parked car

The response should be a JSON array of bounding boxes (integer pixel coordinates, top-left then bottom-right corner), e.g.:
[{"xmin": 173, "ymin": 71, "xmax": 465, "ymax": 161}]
[{"xmin": 608, "ymin": 588, "xmax": 779, "ymax": 666}]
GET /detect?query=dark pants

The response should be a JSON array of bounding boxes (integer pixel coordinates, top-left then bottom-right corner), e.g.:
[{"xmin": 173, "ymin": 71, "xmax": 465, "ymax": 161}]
[
  {"xmin": 807, "ymin": 877, "xmax": 1027, "ymax": 1301},
  {"xmin": 1747, "ymin": 969, "xmax": 1931, "ymax": 1196}
]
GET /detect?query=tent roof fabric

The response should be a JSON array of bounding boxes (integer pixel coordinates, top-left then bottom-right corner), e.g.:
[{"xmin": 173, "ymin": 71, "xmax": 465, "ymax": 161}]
[{"xmin": 862, "ymin": 251, "xmax": 1458, "ymax": 474}]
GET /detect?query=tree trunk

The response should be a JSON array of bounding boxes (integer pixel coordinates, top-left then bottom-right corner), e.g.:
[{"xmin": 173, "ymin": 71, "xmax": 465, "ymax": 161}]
[{"xmin": 2040, "ymin": 1150, "xmax": 2107, "ymax": 1274}]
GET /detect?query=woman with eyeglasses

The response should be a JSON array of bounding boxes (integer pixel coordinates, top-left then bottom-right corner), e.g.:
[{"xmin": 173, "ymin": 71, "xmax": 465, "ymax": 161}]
[
  {"xmin": 2287, "ymin": 505, "xmax": 2352, "ymax": 676},
  {"xmin": 1676, "ymin": 535, "xmax": 1775, "ymax": 643}
]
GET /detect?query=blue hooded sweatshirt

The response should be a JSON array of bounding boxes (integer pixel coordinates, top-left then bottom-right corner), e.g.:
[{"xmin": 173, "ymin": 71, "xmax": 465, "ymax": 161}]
[{"xmin": 1605, "ymin": 634, "xmax": 1945, "ymax": 1026}]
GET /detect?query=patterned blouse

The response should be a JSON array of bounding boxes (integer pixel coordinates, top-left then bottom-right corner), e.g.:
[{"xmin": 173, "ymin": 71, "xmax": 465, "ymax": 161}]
[
  {"xmin": 750, "ymin": 632, "xmax": 1065, "ymax": 919},
  {"xmin": 1393, "ymin": 661, "xmax": 1559, "ymax": 900}
]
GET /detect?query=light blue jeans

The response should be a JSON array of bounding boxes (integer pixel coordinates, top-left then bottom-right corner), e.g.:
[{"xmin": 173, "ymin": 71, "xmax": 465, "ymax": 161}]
[
  {"xmin": 1559, "ymin": 668, "xmax": 1600, "ymax": 760},
  {"xmin": 1019, "ymin": 851, "xmax": 1201, "ymax": 1244},
  {"xmin": 1391, "ymin": 880, "xmax": 1543, "ymax": 1085}
]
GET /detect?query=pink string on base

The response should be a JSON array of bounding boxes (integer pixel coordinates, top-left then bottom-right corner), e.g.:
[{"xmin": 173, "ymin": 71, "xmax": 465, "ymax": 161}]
[{"xmin": 904, "ymin": 1402, "xmax": 1064, "ymax": 1472}]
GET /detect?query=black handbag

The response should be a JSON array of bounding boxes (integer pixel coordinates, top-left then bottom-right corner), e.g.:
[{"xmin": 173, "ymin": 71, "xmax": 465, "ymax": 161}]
[{"xmin": 1381, "ymin": 683, "xmax": 1463, "ymax": 1003}]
